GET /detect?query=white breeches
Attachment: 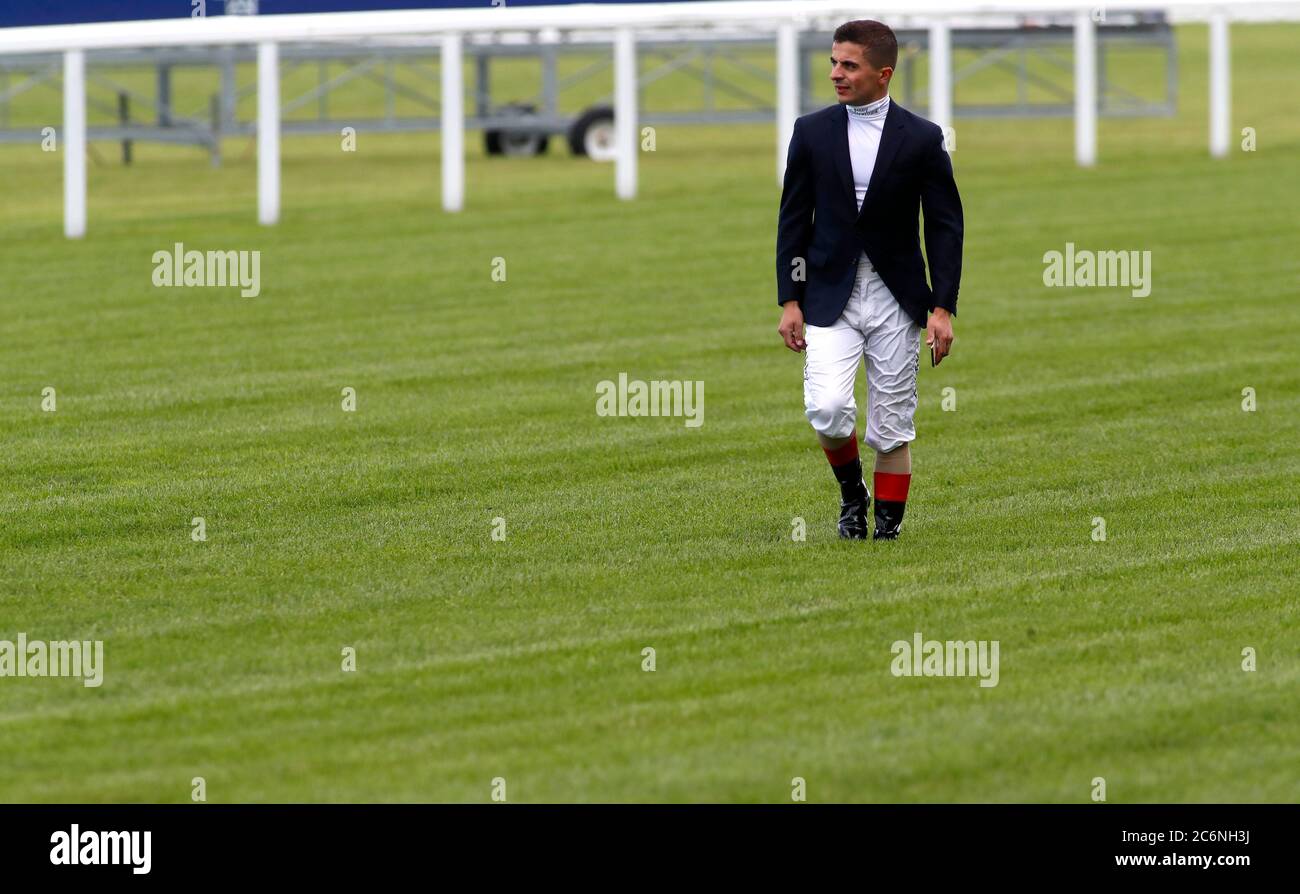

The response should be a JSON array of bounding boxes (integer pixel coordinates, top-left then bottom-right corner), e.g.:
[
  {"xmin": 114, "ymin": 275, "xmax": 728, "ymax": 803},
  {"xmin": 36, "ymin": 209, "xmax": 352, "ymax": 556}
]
[{"xmin": 803, "ymin": 251, "xmax": 922, "ymax": 453}]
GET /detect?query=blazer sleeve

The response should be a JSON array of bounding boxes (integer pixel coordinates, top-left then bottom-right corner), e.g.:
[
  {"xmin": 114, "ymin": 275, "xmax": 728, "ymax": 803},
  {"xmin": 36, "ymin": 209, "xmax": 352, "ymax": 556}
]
[
  {"xmin": 919, "ymin": 126, "xmax": 964, "ymax": 315},
  {"xmin": 775, "ymin": 118, "xmax": 815, "ymax": 307}
]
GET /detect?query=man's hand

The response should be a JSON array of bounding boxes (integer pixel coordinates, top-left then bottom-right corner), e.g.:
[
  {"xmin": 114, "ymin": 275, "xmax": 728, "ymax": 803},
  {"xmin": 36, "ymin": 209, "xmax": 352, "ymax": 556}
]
[
  {"xmin": 926, "ymin": 307, "xmax": 954, "ymax": 366},
  {"xmin": 778, "ymin": 301, "xmax": 806, "ymax": 353}
]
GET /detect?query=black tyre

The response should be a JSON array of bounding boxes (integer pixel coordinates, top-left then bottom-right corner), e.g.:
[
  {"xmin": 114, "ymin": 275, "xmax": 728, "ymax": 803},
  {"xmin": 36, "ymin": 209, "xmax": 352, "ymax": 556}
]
[
  {"xmin": 567, "ymin": 105, "xmax": 616, "ymax": 161},
  {"xmin": 484, "ymin": 103, "xmax": 550, "ymax": 157}
]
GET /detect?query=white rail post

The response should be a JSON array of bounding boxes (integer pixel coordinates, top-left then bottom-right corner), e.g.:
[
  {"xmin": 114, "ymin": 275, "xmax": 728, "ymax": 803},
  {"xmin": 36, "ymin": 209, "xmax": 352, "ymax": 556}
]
[
  {"xmin": 1209, "ymin": 10, "xmax": 1231, "ymax": 158},
  {"xmin": 614, "ymin": 27, "xmax": 637, "ymax": 200},
  {"xmin": 257, "ymin": 41, "xmax": 280, "ymax": 225},
  {"xmin": 441, "ymin": 32, "xmax": 464, "ymax": 212},
  {"xmin": 776, "ymin": 21, "xmax": 799, "ymax": 186},
  {"xmin": 63, "ymin": 49, "xmax": 86, "ymax": 239},
  {"xmin": 1074, "ymin": 10, "xmax": 1097, "ymax": 167},
  {"xmin": 928, "ymin": 20, "xmax": 952, "ymax": 134}
]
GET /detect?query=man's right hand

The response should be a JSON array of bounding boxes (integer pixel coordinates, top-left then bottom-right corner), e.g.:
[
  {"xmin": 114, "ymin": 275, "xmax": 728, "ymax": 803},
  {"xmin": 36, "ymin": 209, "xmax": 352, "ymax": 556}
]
[{"xmin": 778, "ymin": 301, "xmax": 806, "ymax": 353}]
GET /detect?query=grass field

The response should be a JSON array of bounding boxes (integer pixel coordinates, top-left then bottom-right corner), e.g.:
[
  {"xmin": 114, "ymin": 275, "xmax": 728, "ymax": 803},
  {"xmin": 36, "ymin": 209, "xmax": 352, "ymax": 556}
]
[{"xmin": 1, "ymin": 22, "xmax": 1297, "ymax": 802}]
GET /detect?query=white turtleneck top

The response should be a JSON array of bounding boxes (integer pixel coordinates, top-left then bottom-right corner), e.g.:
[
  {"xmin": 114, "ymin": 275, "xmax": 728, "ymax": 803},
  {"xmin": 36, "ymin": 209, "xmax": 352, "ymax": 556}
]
[{"xmin": 846, "ymin": 94, "xmax": 890, "ymax": 213}]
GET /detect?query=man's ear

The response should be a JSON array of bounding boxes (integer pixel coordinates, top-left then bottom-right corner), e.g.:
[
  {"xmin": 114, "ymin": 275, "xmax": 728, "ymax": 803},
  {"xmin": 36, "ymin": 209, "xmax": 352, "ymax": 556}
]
[{"xmin": 879, "ymin": 66, "xmax": 894, "ymax": 87}]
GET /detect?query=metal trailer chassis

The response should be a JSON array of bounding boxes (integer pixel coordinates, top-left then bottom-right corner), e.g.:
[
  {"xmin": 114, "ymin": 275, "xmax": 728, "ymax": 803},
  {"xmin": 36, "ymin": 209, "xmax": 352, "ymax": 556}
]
[{"xmin": 0, "ymin": 18, "xmax": 1175, "ymax": 164}]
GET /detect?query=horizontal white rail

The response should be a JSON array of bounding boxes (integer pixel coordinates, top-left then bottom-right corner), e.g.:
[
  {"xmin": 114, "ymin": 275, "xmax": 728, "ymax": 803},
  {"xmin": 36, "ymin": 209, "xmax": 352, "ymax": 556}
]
[{"xmin": 0, "ymin": 2, "xmax": 1296, "ymax": 54}]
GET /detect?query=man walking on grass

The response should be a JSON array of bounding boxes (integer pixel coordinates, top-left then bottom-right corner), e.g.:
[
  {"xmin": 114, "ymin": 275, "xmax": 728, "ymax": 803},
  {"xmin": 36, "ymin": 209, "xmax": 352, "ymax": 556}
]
[{"xmin": 776, "ymin": 19, "xmax": 964, "ymax": 541}]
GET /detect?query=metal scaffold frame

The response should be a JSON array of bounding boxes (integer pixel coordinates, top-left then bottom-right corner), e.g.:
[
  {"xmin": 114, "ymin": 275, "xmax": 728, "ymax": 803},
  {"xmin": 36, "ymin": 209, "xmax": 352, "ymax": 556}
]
[{"xmin": 0, "ymin": 0, "xmax": 1290, "ymax": 238}]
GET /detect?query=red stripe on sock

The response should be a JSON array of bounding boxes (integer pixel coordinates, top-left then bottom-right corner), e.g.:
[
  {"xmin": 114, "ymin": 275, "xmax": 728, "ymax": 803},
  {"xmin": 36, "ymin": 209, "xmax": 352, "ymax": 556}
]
[
  {"xmin": 822, "ymin": 437, "xmax": 860, "ymax": 467},
  {"xmin": 874, "ymin": 471, "xmax": 911, "ymax": 502}
]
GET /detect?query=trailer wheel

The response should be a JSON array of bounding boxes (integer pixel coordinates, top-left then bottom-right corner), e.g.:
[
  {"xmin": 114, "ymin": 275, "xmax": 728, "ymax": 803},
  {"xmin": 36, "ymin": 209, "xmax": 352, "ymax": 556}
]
[
  {"xmin": 484, "ymin": 104, "xmax": 550, "ymax": 157},
  {"xmin": 568, "ymin": 106, "xmax": 616, "ymax": 161}
]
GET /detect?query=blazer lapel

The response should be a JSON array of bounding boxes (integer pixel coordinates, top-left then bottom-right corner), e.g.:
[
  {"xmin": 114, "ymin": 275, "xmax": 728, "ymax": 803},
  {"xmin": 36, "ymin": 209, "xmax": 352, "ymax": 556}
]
[{"xmin": 830, "ymin": 103, "xmax": 855, "ymax": 210}]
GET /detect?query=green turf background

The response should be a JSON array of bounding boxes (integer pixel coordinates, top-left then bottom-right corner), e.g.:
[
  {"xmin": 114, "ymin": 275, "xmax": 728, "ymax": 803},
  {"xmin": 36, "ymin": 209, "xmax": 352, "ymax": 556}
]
[{"xmin": 0, "ymin": 23, "xmax": 1297, "ymax": 802}]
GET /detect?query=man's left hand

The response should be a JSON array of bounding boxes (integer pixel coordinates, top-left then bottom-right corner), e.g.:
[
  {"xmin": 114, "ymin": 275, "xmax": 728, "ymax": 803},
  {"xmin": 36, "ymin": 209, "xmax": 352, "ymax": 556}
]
[{"xmin": 926, "ymin": 307, "xmax": 954, "ymax": 366}]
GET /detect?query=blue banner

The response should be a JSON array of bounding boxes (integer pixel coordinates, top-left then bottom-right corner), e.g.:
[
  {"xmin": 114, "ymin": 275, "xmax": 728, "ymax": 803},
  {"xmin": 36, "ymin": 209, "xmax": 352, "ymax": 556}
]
[{"xmin": 2, "ymin": 1, "xmax": 695, "ymax": 28}]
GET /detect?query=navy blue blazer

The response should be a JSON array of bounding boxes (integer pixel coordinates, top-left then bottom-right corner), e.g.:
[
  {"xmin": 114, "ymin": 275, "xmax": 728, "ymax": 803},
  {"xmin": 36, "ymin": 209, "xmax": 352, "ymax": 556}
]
[{"xmin": 776, "ymin": 99, "xmax": 963, "ymax": 328}]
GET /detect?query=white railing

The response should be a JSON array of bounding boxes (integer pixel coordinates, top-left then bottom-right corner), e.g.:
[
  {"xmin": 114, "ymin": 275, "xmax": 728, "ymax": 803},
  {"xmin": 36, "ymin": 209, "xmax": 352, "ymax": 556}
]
[{"xmin": 0, "ymin": 1, "xmax": 1294, "ymax": 238}]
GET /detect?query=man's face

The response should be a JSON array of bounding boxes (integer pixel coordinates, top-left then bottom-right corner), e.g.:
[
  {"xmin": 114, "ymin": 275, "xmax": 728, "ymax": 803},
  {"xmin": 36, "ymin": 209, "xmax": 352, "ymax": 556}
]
[{"xmin": 830, "ymin": 41, "xmax": 891, "ymax": 105}]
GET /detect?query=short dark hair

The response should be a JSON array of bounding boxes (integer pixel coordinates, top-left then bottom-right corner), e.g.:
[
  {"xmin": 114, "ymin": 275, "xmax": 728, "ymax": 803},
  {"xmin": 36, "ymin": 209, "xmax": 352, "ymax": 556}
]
[{"xmin": 832, "ymin": 20, "xmax": 898, "ymax": 70}]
